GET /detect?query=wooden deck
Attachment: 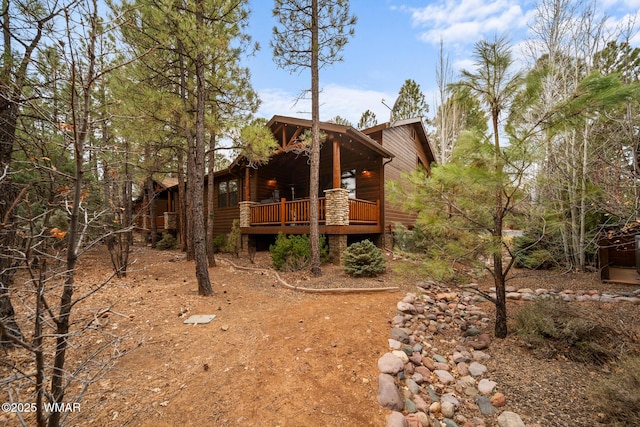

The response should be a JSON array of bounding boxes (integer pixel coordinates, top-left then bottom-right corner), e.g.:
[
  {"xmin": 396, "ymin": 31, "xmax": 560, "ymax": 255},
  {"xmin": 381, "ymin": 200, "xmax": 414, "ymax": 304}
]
[{"xmin": 245, "ymin": 197, "xmax": 382, "ymax": 234}]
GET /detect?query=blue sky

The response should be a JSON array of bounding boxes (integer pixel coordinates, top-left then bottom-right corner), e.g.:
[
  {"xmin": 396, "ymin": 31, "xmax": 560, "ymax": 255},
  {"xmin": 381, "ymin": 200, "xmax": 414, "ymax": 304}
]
[{"xmin": 243, "ymin": 0, "xmax": 640, "ymax": 126}]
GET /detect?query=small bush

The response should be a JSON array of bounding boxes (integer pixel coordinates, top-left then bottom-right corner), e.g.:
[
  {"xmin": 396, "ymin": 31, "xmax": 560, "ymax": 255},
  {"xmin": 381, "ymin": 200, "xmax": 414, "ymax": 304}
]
[
  {"xmin": 211, "ymin": 235, "xmax": 226, "ymax": 253},
  {"xmin": 224, "ymin": 219, "xmax": 241, "ymax": 257},
  {"xmin": 393, "ymin": 223, "xmax": 429, "ymax": 253},
  {"xmin": 269, "ymin": 233, "xmax": 328, "ymax": 271},
  {"xmin": 591, "ymin": 356, "xmax": 640, "ymax": 426},
  {"xmin": 156, "ymin": 233, "xmax": 177, "ymax": 250},
  {"xmin": 512, "ymin": 229, "xmax": 558, "ymax": 270},
  {"xmin": 341, "ymin": 239, "xmax": 386, "ymax": 277}
]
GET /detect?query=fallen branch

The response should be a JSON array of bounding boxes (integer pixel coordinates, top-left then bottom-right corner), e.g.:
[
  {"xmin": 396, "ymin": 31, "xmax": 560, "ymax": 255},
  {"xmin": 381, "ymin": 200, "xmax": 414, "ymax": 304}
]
[{"xmin": 217, "ymin": 257, "xmax": 399, "ymax": 294}]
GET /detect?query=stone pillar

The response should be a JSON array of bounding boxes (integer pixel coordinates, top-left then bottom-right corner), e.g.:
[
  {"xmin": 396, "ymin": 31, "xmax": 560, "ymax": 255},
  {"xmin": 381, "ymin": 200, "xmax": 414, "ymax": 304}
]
[
  {"xmin": 239, "ymin": 201, "xmax": 258, "ymax": 228},
  {"xmin": 240, "ymin": 234, "xmax": 250, "ymax": 255},
  {"xmin": 328, "ymin": 234, "xmax": 348, "ymax": 264},
  {"xmin": 324, "ymin": 188, "xmax": 349, "ymax": 226}
]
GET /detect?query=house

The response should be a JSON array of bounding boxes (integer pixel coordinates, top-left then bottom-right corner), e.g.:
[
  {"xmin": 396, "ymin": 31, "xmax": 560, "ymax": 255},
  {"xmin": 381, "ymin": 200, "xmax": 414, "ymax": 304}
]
[
  {"xmin": 139, "ymin": 115, "xmax": 435, "ymax": 259},
  {"xmin": 214, "ymin": 115, "xmax": 435, "ymax": 259},
  {"xmin": 134, "ymin": 177, "xmax": 179, "ymax": 235}
]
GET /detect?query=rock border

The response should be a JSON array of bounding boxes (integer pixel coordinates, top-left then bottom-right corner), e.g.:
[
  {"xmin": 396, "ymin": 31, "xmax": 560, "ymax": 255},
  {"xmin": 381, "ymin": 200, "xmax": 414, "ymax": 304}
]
[{"xmin": 378, "ymin": 281, "xmax": 640, "ymax": 427}]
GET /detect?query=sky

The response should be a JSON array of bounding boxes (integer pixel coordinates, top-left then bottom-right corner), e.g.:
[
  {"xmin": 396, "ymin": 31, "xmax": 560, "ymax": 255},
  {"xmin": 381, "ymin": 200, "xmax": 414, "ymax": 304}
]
[{"xmin": 242, "ymin": 0, "xmax": 640, "ymax": 126}]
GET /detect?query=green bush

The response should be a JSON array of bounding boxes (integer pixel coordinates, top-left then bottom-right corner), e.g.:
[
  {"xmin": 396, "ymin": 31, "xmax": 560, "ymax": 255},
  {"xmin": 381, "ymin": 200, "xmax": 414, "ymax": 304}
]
[
  {"xmin": 591, "ymin": 356, "xmax": 640, "ymax": 426},
  {"xmin": 269, "ymin": 233, "xmax": 328, "ymax": 271},
  {"xmin": 156, "ymin": 233, "xmax": 177, "ymax": 250},
  {"xmin": 211, "ymin": 235, "xmax": 226, "ymax": 253},
  {"xmin": 224, "ymin": 219, "xmax": 241, "ymax": 256},
  {"xmin": 341, "ymin": 239, "xmax": 386, "ymax": 277},
  {"xmin": 512, "ymin": 228, "xmax": 558, "ymax": 269},
  {"xmin": 393, "ymin": 223, "xmax": 429, "ymax": 253}
]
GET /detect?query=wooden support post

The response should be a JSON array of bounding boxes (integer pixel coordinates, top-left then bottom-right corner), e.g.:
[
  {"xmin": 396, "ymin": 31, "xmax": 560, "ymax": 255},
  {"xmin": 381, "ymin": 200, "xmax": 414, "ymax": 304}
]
[
  {"xmin": 332, "ymin": 139, "xmax": 341, "ymax": 189},
  {"xmin": 280, "ymin": 198, "xmax": 286, "ymax": 226},
  {"xmin": 244, "ymin": 166, "xmax": 250, "ymax": 201}
]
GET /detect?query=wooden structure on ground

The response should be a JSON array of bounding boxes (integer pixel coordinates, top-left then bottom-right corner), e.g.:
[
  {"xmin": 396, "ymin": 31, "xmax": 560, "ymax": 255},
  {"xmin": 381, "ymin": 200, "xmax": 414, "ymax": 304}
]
[{"xmin": 598, "ymin": 223, "xmax": 640, "ymax": 285}]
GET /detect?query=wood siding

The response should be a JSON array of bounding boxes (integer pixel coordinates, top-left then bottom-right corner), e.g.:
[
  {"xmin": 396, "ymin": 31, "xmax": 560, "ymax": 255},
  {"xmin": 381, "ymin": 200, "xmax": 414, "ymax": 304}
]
[{"xmin": 380, "ymin": 126, "xmax": 420, "ymax": 229}]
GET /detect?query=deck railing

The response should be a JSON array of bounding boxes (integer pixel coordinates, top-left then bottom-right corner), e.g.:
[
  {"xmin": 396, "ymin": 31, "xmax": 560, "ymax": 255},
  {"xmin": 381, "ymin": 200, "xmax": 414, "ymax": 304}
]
[
  {"xmin": 249, "ymin": 197, "xmax": 378, "ymax": 226},
  {"xmin": 348, "ymin": 198, "xmax": 379, "ymax": 224},
  {"xmin": 250, "ymin": 198, "xmax": 326, "ymax": 225}
]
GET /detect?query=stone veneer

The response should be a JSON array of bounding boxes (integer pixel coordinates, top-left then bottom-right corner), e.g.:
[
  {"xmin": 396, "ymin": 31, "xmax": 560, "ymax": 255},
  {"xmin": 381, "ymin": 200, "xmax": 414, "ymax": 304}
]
[
  {"xmin": 238, "ymin": 201, "xmax": 258, "ymax": 228},
  {"xmin": 324, "ymin": 188, "xmax": 349, "ymax": 226}
]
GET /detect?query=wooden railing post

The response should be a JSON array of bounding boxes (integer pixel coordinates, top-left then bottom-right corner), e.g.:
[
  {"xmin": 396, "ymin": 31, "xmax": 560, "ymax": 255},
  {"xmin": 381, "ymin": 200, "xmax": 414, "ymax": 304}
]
[{"xmin": 280, "ymin": 198, "xmax": 286, "ymax": 226}]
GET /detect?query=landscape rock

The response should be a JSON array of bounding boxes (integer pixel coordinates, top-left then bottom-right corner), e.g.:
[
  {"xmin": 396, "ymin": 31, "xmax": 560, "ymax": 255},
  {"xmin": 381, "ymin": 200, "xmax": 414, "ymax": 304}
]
[
  {"xmin": 386, "ymin": 411, "xmax": 408, "ymax": 427},
  {"xmin": 497, "ymin": 411, "xmax": 525, "ymax": 427},
  {"xmin": 468, "ymin": 362, "xmax": 487, "ymax": 377},
  {"xmin": 475, "ymin": 396, "xmax": 496, "ymax": 415},
  {"xmin": 378, "ymin": 374, "xmax": 404, "ymax": 411},
  {"xmin": 477, "ymin": 379, "xmax": 497, "ymax": 395},
  {"xmin": 490, "ymin": 392, "xmax": 506, "ymax": 407},
  {"xmin": 379, "ymin": 353, "xmax": 405, "ymax": 374},
  {"xmin": 404, "ymin": 413, "xmax": 422, "ymax": 427},
  {"xmin": 434, "ymin": 369, "xmax": 455, "ymax": 385},
  {"xmin": 467, "ymin": 333, "xmax": 491, "ymax": 350},
  {"xmin": 391, "ymin": 328, "xmax": 411, "ymax": 344}
]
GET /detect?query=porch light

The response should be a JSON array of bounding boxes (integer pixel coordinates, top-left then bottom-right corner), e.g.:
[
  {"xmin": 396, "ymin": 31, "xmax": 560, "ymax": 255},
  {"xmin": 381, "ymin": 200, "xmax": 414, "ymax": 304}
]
[{"xmin": 361, "ymin": 169, "xmax": 371, "ymax": 177}]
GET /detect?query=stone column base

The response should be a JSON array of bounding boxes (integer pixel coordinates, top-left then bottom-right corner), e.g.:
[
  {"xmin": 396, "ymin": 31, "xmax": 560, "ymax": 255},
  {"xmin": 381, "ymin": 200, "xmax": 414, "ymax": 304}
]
[{"xmin": 328, "ymin": 235, "xmax": 348, "ymax": 264}]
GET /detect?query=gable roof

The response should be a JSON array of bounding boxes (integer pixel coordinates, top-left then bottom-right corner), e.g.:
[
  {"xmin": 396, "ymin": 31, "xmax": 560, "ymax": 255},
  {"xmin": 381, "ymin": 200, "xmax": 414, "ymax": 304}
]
[
  {"xmin": 361, "ymin": 117, "xmax": 436, "ymax": 165},
  {"xmin": 267, "ymin": 115, "xmax": 395, "ymax": 159}
]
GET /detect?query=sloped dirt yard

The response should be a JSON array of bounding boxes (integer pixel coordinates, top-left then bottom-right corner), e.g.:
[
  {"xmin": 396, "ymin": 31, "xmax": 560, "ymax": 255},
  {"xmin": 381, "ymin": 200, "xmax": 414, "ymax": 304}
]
[{"xmin": 2, "ymin": 245, "xmax": 639, "ymax": 427}]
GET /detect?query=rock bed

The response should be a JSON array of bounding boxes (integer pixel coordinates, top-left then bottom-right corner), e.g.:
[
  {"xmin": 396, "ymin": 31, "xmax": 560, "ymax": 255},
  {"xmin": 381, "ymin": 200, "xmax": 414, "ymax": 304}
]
[{"xmin": 377, "ymin": 281, "xmax": 640, "ymax": 427}]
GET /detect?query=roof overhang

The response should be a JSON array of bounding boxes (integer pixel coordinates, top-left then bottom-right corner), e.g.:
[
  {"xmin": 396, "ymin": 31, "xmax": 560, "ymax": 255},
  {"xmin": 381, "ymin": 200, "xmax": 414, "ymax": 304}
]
[{"xmin": 267, "ymin": 115, "xmax": 395, "ymax": 159}]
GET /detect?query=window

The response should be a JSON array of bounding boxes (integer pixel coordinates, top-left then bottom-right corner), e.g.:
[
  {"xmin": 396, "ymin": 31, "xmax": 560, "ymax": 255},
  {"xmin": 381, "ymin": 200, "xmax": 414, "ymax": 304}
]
[
  {"xmin": 218, "ymin": 179, "xmax": 239, "ymax": 208},
  {"xmin": 218, "ymin": 182, "xmax": 228, "ymax": 208},
  {"xmin": 341, "ymin": 169, "xmax": 356, "ymax": 198},
  {"xmin": 228, "ymin": 180, "xmax": 238, "ymax": 206}
]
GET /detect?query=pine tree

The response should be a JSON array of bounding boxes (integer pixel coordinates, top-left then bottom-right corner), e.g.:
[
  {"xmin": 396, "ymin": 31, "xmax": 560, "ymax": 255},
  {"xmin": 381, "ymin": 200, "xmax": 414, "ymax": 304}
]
[
  {"xmin": 357, "ymin": 109, "xmax": 378, "ymax": 129},
  {"xmin": 272, "ymin": 0, "xmax": 356, "ymax": 277},
  {"xmin": 391, "ymin": 79, "xmax": 428, "ymax": 121}
]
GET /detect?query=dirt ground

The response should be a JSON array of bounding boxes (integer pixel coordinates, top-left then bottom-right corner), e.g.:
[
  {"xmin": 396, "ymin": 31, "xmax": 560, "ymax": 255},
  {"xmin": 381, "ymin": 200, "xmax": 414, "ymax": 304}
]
[
  {"xmin": 3, "ymin": 244, "xmax": 640, "ymax": 427},
  {"xmin": 61, "ymin": 246, "xmax": 402, "ymax": 427}
]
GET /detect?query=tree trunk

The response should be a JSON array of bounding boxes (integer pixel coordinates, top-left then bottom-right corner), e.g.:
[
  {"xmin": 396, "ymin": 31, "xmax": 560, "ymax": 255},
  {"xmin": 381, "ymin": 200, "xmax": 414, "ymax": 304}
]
[
  {"xmin": 193, "ymin": 0, "xmax": 212, "ymax": 295},
  {"xmin": 0, "ymin": 104, "xmax": 23, "ymax": 347},
  {"xmin": 309, "ymin": 0, "xmax": 322, "ymax": 277},
  {"xmin": 146, "ymin": 175, "xmax": 157, "ymax": 248},
  {"xmin": 207, "ymin": 135, "xmax": 216, "ymax": 267},
  {"xmin": 492, "ymin": 110, "xmax": 507, "ymax": 339},
  {"xmin": 177, "ymin": 149, "xmax": 187, "ymax": 252}
]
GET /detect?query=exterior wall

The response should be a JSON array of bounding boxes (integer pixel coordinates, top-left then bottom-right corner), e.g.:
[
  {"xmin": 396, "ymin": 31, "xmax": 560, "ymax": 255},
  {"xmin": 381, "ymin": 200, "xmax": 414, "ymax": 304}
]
[
  {"xmin": 208, "ymin": 176, "xmax": 242, "ymax": 237},
  {"xmin": 380, "ymin": 126, "xmax": 420, "ymax": 230}
]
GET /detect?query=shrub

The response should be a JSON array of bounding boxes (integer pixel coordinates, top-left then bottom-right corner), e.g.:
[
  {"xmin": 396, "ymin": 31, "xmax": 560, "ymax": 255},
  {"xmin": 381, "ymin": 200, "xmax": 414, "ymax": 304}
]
[
  {"xmin": 269, "ymin": 233, "xmax": 328, "ymax": 271},
  {"xmin": 393, "ymin": 223, "xmax": 429, "ymax": 253},
  {"xmin": 224, "ymin": 219, "xmax": 241, "ymax": 257},
  {"xmin": 341, "ymin": 239, "xmax": 386, "ymax": 277},
  {"xmin": 512, "ymin": 228, "xmax": 558, "ymax": 270},
  {"xmin": 156, "ymin": 233, "xmax": 177, "ymax": 250},
  {"xmin": 591, "ymin": 356, "xmax": 640, "ymax": 426},
  {"xmin": 211, "ymin": 235, "xmax": 226, "ymax": 254},
  {"xmin": 514, "ymin": 299, "xmax": 617, "ymax": 364}
]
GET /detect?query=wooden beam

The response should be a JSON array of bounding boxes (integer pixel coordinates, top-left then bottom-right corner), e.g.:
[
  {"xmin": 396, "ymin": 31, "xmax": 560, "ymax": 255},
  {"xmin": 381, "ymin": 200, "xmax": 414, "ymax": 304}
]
[
  {"xmin": 244, "ymin": 166, "xmax": 250, "ymax": 201},
  {"xmin": 287, "ymin": 127, "xmax": 304, "ymax": 148},
  {"xmin": 332, "ymin": 139, "xmax": 341, "ymax": 189}
]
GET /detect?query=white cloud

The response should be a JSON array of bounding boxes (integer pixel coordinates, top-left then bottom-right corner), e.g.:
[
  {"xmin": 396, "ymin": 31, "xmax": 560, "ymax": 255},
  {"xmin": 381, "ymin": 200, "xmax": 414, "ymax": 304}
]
[
  {"xmin": 256, "ymin": 84, "xmax": 397, "ymax": 126},
  {"xmin": 409, "ymin": 0, "xmax": 529, "ymax": 46}
]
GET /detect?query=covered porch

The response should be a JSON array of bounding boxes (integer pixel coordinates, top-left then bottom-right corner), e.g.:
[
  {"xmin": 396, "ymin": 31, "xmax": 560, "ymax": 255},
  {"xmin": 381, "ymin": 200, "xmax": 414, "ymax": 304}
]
[{"xmin": 238, "ymin": 116, "xmax": 393, "ymax": 237}]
